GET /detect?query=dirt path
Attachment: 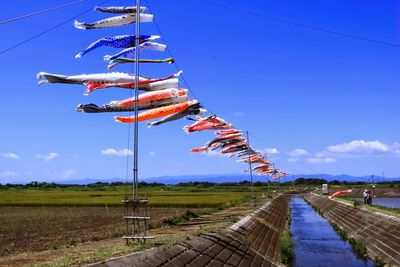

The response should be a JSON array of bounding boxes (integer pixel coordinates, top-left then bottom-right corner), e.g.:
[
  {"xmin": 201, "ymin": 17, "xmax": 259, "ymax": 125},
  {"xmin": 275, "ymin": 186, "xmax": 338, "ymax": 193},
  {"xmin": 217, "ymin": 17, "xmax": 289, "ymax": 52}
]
[{"xmin": 89, "ymin": 195, "xmax": 291, "ymax": 267}]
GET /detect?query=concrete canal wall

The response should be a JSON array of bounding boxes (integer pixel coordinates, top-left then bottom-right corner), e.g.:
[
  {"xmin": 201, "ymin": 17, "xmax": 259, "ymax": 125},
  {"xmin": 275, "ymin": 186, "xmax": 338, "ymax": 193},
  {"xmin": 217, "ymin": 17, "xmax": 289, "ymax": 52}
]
[
  {"xmin": 228, "ymin": 194, "xmax": 291, "ymax": 262},
  {"xmin": 305, "ymin": 193, "xmax": 400, "ymax": 266}
]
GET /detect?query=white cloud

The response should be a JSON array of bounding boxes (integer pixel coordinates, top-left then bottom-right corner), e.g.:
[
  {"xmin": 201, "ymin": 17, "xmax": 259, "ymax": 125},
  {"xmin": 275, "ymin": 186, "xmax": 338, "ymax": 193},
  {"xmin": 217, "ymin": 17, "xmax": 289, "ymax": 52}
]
[
  {"xmin": 393, "ymin": 143, "xmax": 400, "ymax": 154},
  {"xmin": 326, "ymin": 140, "xmax": 389, "ymax": 154},
  {"xmin": 149, "ymin": 152, "xmax": 156, "ymax": 157},
  {"xmin": 58, "ymin": 169, "xmax": 76, "ymax": 179},
  {"xmin": 0, "ymin": 171, "xmax": 19, "ymax": 178},
  {"xmin": 45, "ymin": 169, "xmax": 77, "ymax": 181},
  {"xmin": 206, "ymin": 150, "xmax": 221, "ymax": 157},
  {"xmin": 289, "ymin": 148, "xmax": 309, "ymax": 157},
  {"xmin": 307, "ymin": 157, "xmax": 337, "ymax": 164},
  {"xmin": 288, "ymin": 158, "xmax": 299, "ymax": 162},
  {"xmin": 36, "ymin": 152, "xmax": 59, "ymax": 162},
  {"xmin": 1, "ymin": 153, "xmax": 20, "ymax": 160},
  {"xmin": 101, "ymin": 148, "xmax": 133, "ymax": 157},
  {"xmin": 265, "ymin": 148, "xmax": 280, "ymax": 155},
  {"xmin": 205, "ymin": 150, "xmax": 230, "ymax": 158}
]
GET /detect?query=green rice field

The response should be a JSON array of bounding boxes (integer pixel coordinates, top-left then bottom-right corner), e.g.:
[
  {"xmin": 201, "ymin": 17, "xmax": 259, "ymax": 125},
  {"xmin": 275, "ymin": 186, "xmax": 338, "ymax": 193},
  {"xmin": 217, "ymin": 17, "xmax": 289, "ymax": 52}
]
[{"xmin": 0, "ymin": 185, "xmax": 264, "ymax": 208}]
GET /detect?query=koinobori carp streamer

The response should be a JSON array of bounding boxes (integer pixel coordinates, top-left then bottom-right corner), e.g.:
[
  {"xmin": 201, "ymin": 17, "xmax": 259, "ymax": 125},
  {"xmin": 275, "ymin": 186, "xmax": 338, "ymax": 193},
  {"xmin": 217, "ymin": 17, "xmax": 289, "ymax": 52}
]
[
  {"xmin": 148, "ymin": 102, "xmax": 207, "ymax": 127},
  {"xmin": 82, "ymin": 71, "xmax": 182, "ymax": 95},
  {"xmin": 37, "ymin": 71, "xmax": 182, "ymax": 95},
  {"xmin": 104, "ymin": 42, "xmax": 167, "ymax": 62},
  {"xmin": 114, "ymin": 100, "xmax": 200, "ymax": 123},
  {"xmin": 76, "ymin": 35, "xmax": 160, "ymax": 58},
  {"xmin": 77, "ymin": 96, "xmax": 188, "ymax": 113},
  {"xmin": 77, "ymin": 88, "xmax": 188, "ymax": 113},
  {"xmin": 107, "ymin": 57, "xmax": 175, "ymax": 69},
  {"xmin": 74, "ymin": 13, "xmax": 153, "ymax": 30},
  {"xmin": 329, "ymin": 190, "xmax": 353, "ymax": 199},
  {"xmin": 184, "ymin": 115, "xmax": 233, "ymax": 133},
  {"xmin": 94, "ymin": 6, "xmax": 147, "ymax": 14}
]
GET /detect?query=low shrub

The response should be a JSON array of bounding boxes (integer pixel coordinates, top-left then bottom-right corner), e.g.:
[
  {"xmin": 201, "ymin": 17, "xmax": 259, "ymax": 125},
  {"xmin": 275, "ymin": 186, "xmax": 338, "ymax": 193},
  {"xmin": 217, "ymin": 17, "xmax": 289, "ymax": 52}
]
[
  {"xmin": 332, "ymin": 223, "xmax": 348, "ymax": 240},
  {"xmin": 374, "ymin": 256, "xmax": 385, "ymax": 267},
  {"xmin": 67, "ymin": 239, "xmax": 77, "ymax": 246},
  {"xmin": 280, "ymin": 231, "xmax": 294, "ymax": 264},
  {"xmin": 353, "ymin": 200, "xmax": 361, "ymax": 207},
  {"xmin": 162, "ymin": 210, "xmax": 198, "ymax": 226},
  {"xmin": 348, "ymin": 237, "xmax": 367, "ymax": 258},
  {"xmin": 50, "ymin": 243, "xmax": 62, "ymax": 250}
]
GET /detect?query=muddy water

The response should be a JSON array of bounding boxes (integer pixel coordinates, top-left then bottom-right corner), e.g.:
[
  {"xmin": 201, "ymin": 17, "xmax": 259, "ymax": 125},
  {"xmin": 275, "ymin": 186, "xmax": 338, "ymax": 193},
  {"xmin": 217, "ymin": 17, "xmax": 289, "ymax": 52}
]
[{"xmin": 291, "ymin": 196, "xmax": 373, "ymax": 267}]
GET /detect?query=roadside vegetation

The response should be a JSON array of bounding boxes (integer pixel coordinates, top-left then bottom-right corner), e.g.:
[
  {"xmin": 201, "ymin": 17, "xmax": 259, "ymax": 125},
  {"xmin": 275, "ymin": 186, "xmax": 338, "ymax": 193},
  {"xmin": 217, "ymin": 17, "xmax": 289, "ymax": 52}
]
[
  {"xmin": 348, "ymin": 237, "xmax": 368, "ymax": 258},
  {"xmin": 280, "ymin": 231, "xmax": 294, "ymax": 265},
  {"xmin": 161, "ymin": 209, "xmax": 199, "ymax": 226},
  {"xmin": 331, "ymin": 222, "xmax": 348, "ymax": 240}
]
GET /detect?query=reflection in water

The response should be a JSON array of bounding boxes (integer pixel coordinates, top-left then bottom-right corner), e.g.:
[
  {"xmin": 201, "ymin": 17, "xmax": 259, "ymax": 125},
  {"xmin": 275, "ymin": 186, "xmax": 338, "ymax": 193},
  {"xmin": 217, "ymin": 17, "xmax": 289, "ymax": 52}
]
[{"xmin": 291, "ymin": 196, "xmax": 373, "ymax": 267}]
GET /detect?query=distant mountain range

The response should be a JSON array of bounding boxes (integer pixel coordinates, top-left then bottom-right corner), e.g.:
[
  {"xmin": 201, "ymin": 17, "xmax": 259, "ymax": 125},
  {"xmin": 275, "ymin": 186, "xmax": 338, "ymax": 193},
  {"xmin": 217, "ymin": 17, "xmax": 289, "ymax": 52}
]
[{"xmin": 60, "ymin": 173, "xmax": 399, "ymax": 185}]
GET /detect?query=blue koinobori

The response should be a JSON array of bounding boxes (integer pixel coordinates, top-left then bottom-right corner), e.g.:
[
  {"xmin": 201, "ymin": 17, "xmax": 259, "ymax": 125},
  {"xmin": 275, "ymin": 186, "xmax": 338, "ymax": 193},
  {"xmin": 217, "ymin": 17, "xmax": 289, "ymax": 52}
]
[
  {"xmin": 104, "ymin": 41, "xmax": 167, "ymax": 62},
  {"xmin": 75, "ymin": 35, "xmax": 160, "ymax": 58}
]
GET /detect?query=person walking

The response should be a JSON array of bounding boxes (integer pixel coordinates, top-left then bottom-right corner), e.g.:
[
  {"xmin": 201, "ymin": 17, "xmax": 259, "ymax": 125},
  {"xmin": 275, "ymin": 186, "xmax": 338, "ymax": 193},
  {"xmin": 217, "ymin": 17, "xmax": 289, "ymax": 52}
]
[
  {"xmin": 366, "ymin": 190, "xmax": 373, "ymax": 205},
  {"xmin": 363, "ymin": 190, "xmax": 368, "ymax": 204}
]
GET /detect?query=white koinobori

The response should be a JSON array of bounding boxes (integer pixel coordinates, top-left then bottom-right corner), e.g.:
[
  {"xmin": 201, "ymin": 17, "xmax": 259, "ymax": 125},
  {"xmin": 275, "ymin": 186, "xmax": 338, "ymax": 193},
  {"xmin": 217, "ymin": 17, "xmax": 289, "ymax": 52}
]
[
  {"xmin": 37, "ymin": 72, "xmax": 138, "ymax": 85},
  {"xmin": 94, "ymin": 6, "xmax": 147, "ymax": 14},
  {"xmin": 37, "ymin": 71, "xmax": 181, "ymax": 95},
  {"xmin": 74, "ymin": 13, "xmax": 153, "ymax": 30}
]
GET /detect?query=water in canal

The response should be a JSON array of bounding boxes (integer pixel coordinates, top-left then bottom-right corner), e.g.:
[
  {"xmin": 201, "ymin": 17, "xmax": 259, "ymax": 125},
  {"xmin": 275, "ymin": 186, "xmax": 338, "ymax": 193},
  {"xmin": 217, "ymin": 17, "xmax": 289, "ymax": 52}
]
[
  {"xmin": 354, "ymin": 198, "xmax": 400, "ymax": 209},
  {"xmin": 291, "ymin": 196, "xmax": 374, "ymax": 267}
]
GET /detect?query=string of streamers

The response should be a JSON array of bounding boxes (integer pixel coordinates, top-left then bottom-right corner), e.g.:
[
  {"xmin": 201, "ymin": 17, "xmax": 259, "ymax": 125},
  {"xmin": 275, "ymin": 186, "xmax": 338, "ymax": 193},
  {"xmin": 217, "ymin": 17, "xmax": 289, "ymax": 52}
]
[{"xmin": 37, "ymin": 3, "xmax": 286, "ymax": 181}]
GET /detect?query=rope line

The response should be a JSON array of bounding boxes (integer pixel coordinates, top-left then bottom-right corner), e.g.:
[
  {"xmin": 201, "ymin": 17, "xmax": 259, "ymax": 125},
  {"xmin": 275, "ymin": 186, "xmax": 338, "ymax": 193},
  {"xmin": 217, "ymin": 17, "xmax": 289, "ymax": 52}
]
[
  {"xmin": 195, "ymin": 0, "xmax": 400, "ymax": 48},
  {"xmin": 0, "ymin": 0, "xmax": 110, "ymax": 56},
  {"xmin": 0, "ymin": 0, "xmax": 90, "ymax": 26}
]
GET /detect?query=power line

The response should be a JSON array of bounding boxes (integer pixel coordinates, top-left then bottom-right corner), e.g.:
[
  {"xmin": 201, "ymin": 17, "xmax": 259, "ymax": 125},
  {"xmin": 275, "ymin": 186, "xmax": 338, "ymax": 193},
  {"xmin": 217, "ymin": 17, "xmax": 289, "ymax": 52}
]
[
  {"xmin": 0, "ymin": 0, "xmax": 90, "ymax": 26},
  {"xmin": 0, "ymin": 0, "xmax": 110, "ymax": 56},
  {"xmin": 195, "ymin": 0, "xmax": 400, "ymax": 48}
]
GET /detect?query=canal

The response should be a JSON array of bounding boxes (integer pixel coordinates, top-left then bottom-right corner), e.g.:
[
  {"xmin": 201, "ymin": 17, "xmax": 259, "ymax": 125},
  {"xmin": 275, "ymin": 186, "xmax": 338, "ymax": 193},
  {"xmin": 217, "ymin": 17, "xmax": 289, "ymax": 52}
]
[
  {"xmin": 291, "ymin": 196, "xmax": 374, "ymax": 267},
  {"xmin": 354, "ymin": 197, "xmax": 400, "ymax": 208}
]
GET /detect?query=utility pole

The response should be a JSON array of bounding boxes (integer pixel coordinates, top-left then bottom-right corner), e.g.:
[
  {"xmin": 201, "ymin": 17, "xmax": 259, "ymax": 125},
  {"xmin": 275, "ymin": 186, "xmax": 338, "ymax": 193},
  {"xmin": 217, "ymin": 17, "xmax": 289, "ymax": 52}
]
[
  {"xmin": 123, "ymin": 1, "xmax": 153, "ymax": 243},
  {"xmin": 246, "ymin": 131, "xmax": 255, "ymax": 207}
]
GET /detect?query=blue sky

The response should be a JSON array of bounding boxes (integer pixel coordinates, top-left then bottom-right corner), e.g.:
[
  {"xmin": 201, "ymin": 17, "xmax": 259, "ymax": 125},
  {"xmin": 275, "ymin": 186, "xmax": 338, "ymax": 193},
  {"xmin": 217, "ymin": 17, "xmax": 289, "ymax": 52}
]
[{"xmin": 0, "ymin": 0, "xmax": 399, "ymax": 183}]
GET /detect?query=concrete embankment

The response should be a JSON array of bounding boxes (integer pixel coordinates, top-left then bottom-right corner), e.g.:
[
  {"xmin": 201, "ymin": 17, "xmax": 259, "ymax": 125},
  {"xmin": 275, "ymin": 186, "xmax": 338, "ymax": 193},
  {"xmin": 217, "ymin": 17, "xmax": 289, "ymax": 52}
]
[
  {"xmin": 305, "ymin": 193, "xmax": 400, "ymax": 266},
  {"xmin": 228, "ymin": 194, "xmax": 291, "ymax": 262},
  {"xmin": 90, "ymin": 194, "xmax": 291, "ymax": 267}
]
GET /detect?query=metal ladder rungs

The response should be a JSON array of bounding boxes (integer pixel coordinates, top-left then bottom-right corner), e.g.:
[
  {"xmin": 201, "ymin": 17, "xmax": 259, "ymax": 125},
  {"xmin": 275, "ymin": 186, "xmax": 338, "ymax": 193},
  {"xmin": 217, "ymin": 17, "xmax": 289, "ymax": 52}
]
[
  {"xmin": 122, "ymin": 236, "xmax": 155, "ymax": 240},
  {"xmin": 124, "ymin": 216, "xmax": 151, "ymax": 220}
]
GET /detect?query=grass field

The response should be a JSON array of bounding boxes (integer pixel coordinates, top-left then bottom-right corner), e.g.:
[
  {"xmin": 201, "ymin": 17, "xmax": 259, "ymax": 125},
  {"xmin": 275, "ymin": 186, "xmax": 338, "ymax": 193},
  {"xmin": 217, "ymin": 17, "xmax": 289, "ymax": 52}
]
[{"xmin": 0, "ymin": 185, "xmax": 269, "ymax": 207}]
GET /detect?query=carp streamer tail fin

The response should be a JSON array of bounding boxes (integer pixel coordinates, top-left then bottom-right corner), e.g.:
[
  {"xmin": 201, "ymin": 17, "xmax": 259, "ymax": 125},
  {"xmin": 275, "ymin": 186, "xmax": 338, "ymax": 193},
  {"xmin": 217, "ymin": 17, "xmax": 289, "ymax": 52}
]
[{"xmin": 74, "ymin": 20, "xmax": 90, "ymax": 30}]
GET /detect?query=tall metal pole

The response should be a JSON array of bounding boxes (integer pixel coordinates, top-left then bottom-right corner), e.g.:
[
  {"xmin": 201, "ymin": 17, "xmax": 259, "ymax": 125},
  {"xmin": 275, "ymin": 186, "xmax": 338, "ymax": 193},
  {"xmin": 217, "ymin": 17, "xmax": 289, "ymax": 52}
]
[
  {"xmin": 133, "ymin": 0, "xmax": 141, "ymax": 201},
  {"xmin": 265, "ymin": 153, "xmax": 270, "ymax": 194},
  {"xmin": 246, "ymin": 131, "xmax": 254, "ymax": 206}
]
